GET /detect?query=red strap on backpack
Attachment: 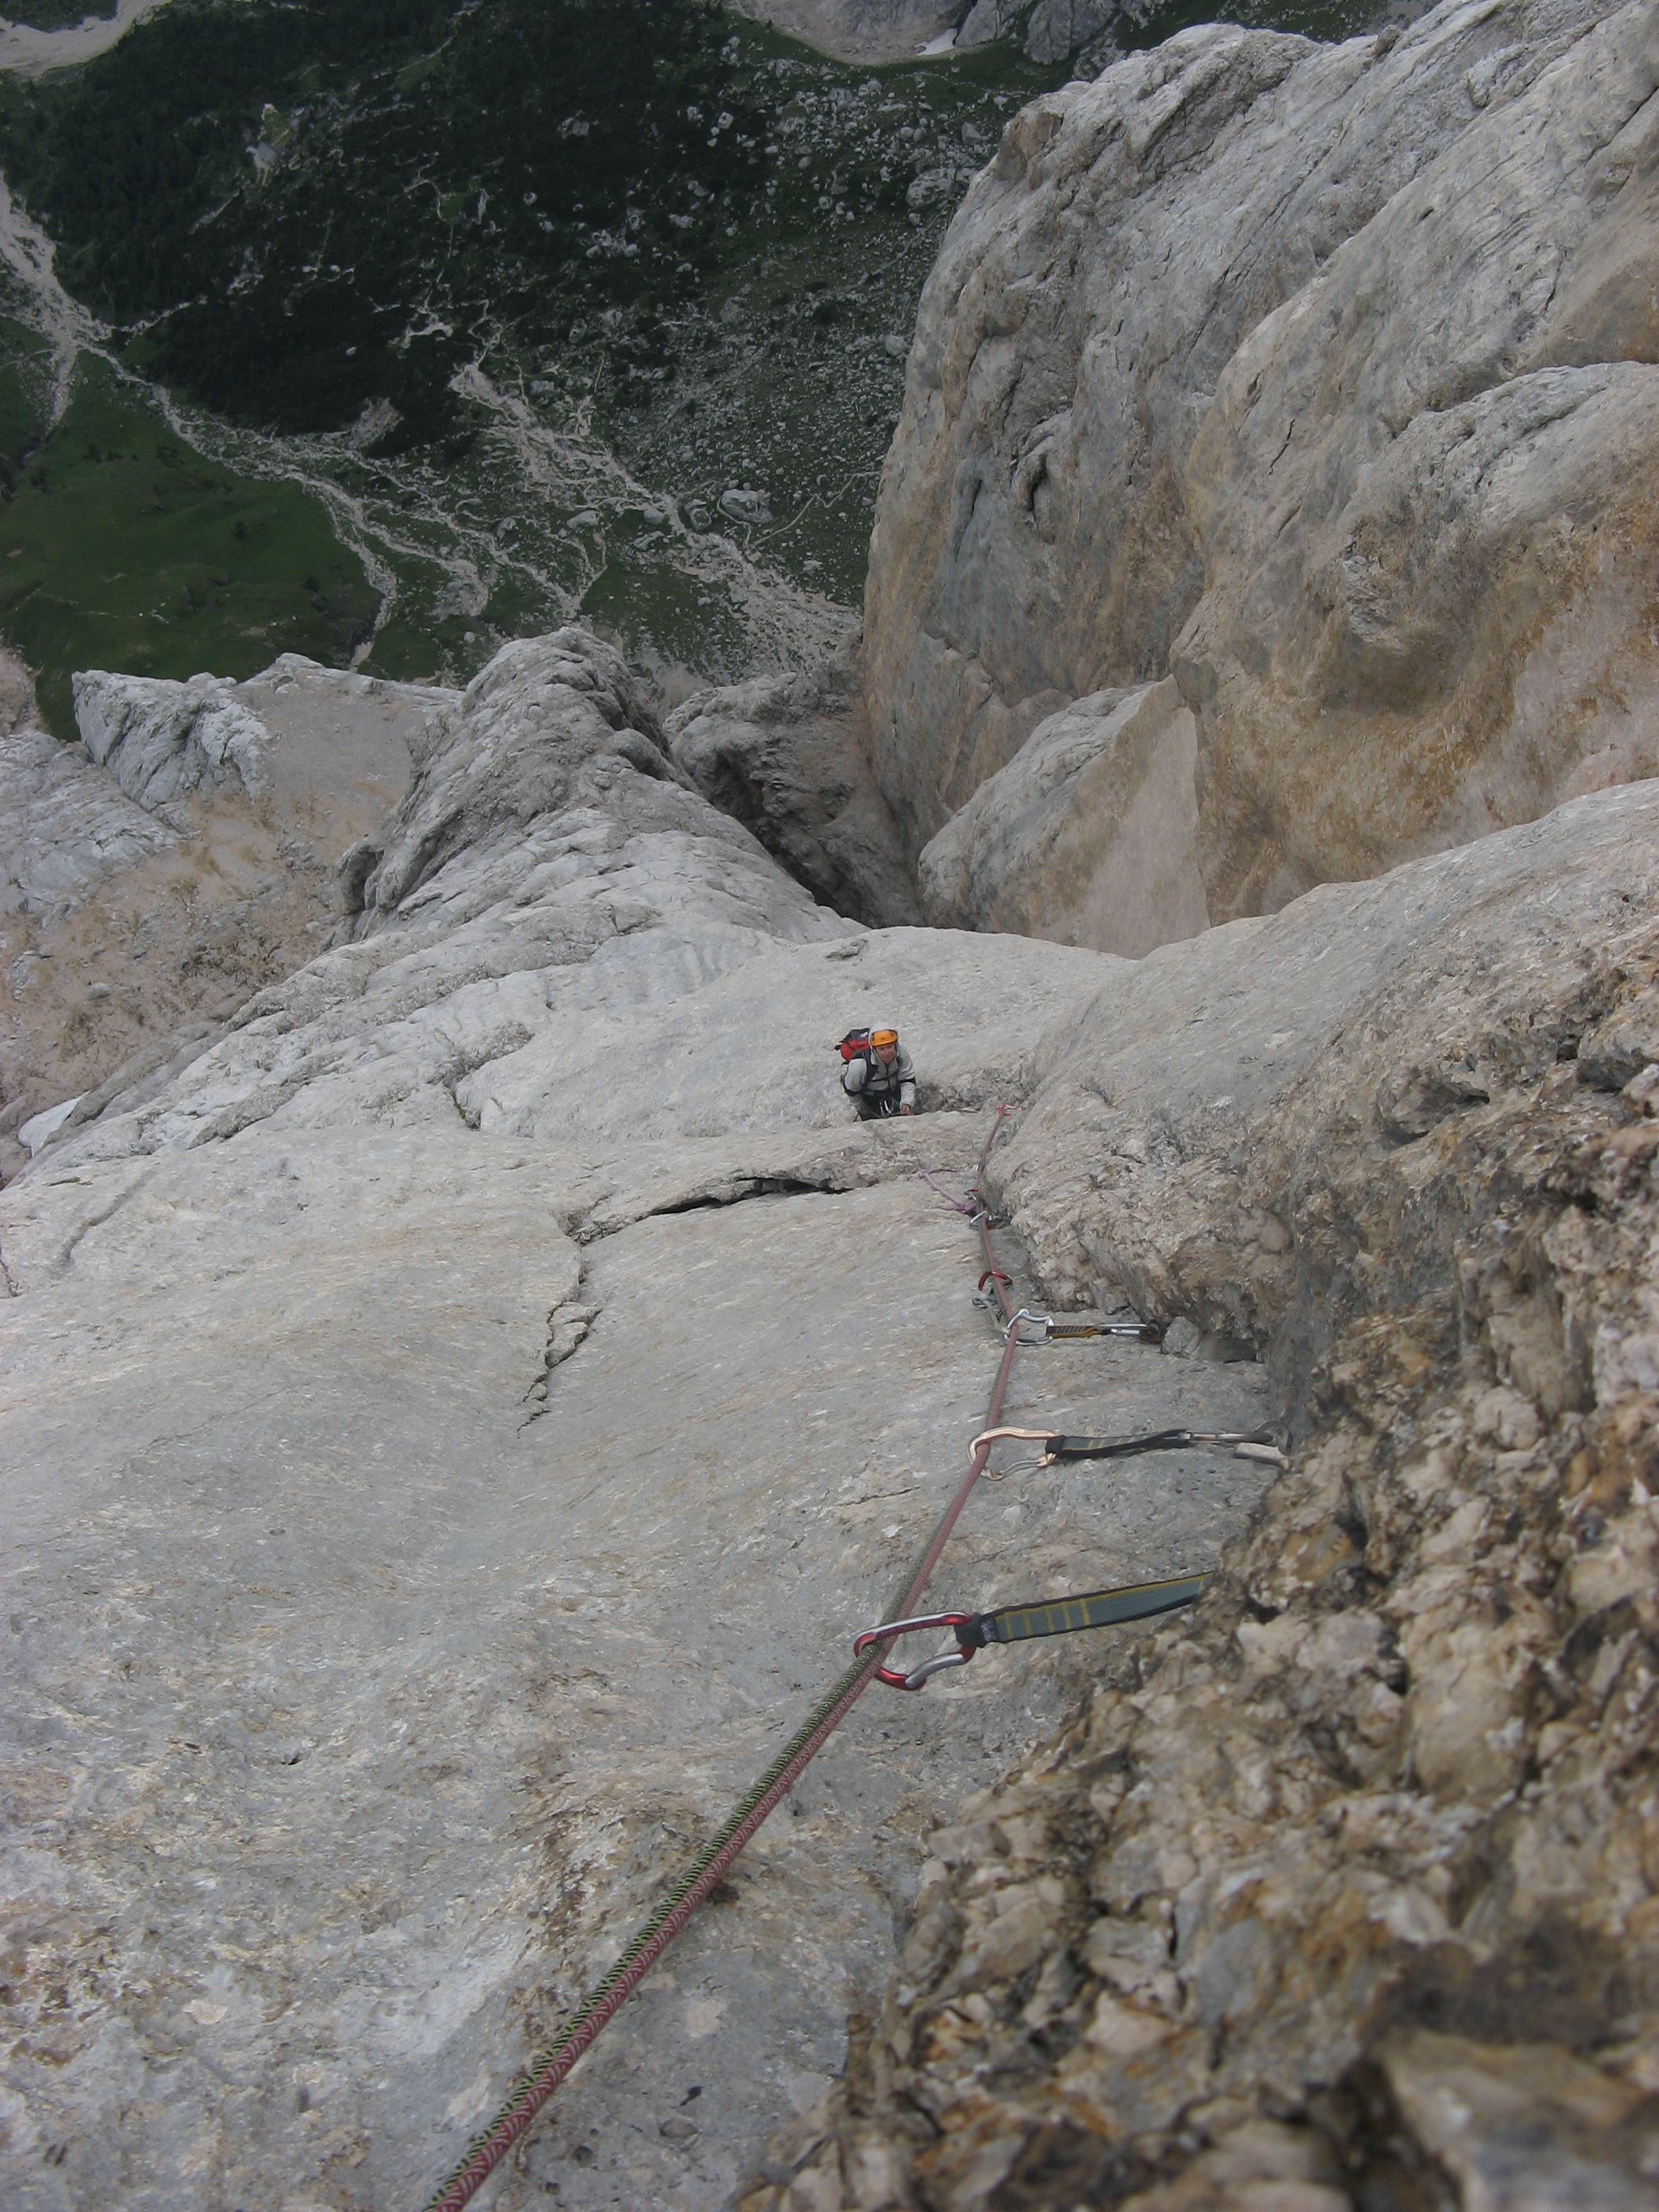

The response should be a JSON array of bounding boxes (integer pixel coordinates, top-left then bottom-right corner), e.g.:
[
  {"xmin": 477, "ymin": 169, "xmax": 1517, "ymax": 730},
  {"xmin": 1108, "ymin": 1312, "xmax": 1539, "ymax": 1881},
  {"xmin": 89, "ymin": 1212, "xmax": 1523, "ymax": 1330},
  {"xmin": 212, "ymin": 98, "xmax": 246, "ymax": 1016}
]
[{"xmin": 839, "ymin": 1027, "xmax": 872, "ymax": 1064}]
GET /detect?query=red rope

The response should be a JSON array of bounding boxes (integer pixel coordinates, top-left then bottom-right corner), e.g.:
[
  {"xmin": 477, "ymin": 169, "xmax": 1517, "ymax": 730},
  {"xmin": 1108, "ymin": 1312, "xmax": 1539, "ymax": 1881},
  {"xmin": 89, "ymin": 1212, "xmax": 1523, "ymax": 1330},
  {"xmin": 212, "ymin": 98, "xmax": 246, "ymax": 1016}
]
[{"xmin": 422, "ymin": 1107, "xmax": 1017, "ymax": 2210}]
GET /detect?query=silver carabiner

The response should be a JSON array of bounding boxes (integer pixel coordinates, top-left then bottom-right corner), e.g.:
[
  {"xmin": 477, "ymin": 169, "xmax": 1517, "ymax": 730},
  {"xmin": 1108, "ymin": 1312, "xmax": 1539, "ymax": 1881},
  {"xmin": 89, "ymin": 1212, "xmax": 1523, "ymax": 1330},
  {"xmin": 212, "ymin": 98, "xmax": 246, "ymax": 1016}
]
[
  {"xmin": 1003, "ymin": 1307, "xmax": 1051, "ymax": 1344},
  {"xmin": 853, "ymin": 1610, "xmax": 976, "ymax": 1691}
]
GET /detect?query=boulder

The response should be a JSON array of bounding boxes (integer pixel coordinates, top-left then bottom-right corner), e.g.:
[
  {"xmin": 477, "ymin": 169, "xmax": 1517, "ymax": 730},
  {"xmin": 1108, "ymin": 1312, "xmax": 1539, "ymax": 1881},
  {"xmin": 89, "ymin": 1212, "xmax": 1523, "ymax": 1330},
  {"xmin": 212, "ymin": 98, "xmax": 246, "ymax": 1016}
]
[
  {"xmin": 667, "ymin": 654, "xmax": 921, "ymax": 926},
  {"xmin": 917, "ymin": 676, "xmax": 1208, "ymax": 952},
  {"xmin": 861, "ymin": 0, "xmax": 1645, "ymax": 933}
]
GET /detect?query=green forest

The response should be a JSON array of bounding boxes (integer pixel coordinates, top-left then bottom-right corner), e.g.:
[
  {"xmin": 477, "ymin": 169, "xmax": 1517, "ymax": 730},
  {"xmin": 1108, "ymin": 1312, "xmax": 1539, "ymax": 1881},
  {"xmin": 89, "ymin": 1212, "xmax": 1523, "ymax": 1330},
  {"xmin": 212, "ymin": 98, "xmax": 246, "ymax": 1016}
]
[
  {"xmin": 0, "ymin": 335, "xmax": 376, "ymax": 735},
  {"xmin": 0, "ymin": 0, "xmax": 1394, "ymax": 705}
]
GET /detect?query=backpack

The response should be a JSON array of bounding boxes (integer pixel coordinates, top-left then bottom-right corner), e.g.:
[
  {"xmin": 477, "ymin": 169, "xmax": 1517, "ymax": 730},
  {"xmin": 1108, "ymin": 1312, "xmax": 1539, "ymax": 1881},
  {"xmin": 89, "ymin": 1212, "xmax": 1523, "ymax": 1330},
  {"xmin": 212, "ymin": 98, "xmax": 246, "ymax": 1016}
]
[{"xmin": 838, "ymin": 1027, "xmax": 872, "ymax": 1064}]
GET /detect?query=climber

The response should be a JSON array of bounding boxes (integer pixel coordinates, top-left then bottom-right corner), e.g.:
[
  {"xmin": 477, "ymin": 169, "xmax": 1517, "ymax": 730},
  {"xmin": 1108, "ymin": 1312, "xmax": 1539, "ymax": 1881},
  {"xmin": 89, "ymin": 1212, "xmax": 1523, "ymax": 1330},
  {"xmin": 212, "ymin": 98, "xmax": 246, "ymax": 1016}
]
[{"xmin": 840, "ymin": 1024, "xmax": 916, "ymax": 1119}]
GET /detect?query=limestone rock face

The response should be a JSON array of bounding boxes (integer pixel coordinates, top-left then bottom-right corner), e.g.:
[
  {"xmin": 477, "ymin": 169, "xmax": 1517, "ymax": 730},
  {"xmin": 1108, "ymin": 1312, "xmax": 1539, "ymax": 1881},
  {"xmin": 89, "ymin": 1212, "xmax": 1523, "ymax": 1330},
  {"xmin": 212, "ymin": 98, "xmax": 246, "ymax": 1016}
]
[
  {"xmin": 5, "ymin": 621, "xmax": 1657, "ymax": 2209},
  {"xmin": 0, "ymin": 723, "xmax": 175, "ymax": 921},
  {"xmin": 916, "ymin": 677, "xmax": 1208, "ymax": 953},
  {"xmin": 732, "ymin": 0, "xmax": 1122, "ymax": 60},
  {"xmin": 741, "ymin": 776, "xmax": 1659, "ymax": 2212},
  {"xmin": 0, "ymin": 656, "xmax": 428, "ymax": 1178},
  {"xmin": 349, "ymin": 628, "xmax": 681, "ymax": 921},
  {"xmin": 75, "ymin": 667, "xmax": 279, "ymax": 809},
  {"xmin": 957, "ymin": 0, "xmax": 1119, "ymax": 60},
  {"xmin": 1020, "ymin": 0, "xmax": 1116, "ymax": 61},
  {"xmin": 1177, "ymin": 0, "xmax": 1659, "ymax": 914},
  {"xmin": 668, "ymin": 654, "xmax": 921, "ymax": 927},
  {"xmin": 862, "ymin": 0, "xmax": 1650, "ymax": 933},
  {"xmin": 43, "ymin": 632, "xmax": 1107, "ymax": 1166},
  {"xmin": 5, "ymin": 626, "xmax": 1251, "ymax": 2212}
]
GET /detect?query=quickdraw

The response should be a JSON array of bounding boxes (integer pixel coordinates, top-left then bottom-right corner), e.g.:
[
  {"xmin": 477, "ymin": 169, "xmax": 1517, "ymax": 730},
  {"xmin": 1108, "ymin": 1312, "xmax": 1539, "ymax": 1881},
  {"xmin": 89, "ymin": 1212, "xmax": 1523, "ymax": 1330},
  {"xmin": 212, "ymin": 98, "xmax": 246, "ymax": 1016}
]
[
  {"xmin": 1004, "ymin": 1306, "xmax": 1163, "ymax": 1344},
  {"xmin": 969, "ymin": 1423, "xmax": 1285, "ymax": 1467},
  {"xmin": 419, "ymin": 1096, "xmax": 1280, "ymax": 2210},
  {"xmin": 854, "ymin": 1572, "xmax": 1214, "ymax": 1690},
  {"xmin": 421, "ymin": 1104, "xmax": 1026, "ymax": 2212}
]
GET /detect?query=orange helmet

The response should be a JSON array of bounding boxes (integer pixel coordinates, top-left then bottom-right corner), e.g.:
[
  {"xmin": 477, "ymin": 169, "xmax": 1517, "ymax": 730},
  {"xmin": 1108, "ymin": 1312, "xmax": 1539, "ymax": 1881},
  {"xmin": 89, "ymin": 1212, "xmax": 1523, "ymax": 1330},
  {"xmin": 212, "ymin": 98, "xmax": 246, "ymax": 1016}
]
[{"xmin": 871, "ymin": 1027, "xmax": 898, "ymax": 1049}]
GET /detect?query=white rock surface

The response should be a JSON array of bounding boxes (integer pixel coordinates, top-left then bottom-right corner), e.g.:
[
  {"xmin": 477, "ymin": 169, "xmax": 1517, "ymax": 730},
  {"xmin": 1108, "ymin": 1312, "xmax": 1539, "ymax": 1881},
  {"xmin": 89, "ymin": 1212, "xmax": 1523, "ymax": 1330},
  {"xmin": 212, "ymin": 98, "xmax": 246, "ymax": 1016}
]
[
  {"xmin": 738, "ymin": 0, "xmax": 1121, "ymax": 59},
  {"xmin": 1, "ymin": 656, "xmax": 430, "ymax": 1181},
  {"xmin": 7, "ymin": 624, "xmax": 1658, "ymax": 2210},
  {"xmin": 15, "ymin": 1096, "xmax": 79, "ymax": 1155},
  {"xmin": 0, "ymin": 722, "xmax": 174, "ymax": 918},
  {"xmin": 958, "ymin": 0, "xmax": 1118, "ymax": 61},
  {"xmin": 72, "ymin": 655, "xmax": 444, "ymax": 821},
  {"xmin": 42, "ymin": 632, "xmax": 1108, "ymax": 1172},
  {"xmin": 0, "ymin": 628, "xmax": 1272, "ymax": 2210},
  {"xmin": 727, "ymin": 0, "xmax": 967, "ymax": 60},
  {"xmin": 75, "ymin": 667, "xmax": 277, "ymax": 808},
  {"xmin": 862, "ymin": 0, "xmax": 1650, "ymax": 934}
]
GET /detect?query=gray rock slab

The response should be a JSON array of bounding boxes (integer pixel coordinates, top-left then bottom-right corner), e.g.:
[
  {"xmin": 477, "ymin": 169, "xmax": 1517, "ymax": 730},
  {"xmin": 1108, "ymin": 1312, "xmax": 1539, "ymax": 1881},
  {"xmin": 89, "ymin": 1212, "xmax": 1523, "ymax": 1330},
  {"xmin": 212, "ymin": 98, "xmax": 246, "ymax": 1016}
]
[
  {"xmin": 2, "ymin": 659, "xmax": 429, "ymax": 1181},
  {"xmin": 0, "ymin": 725, "xmax": 174, "ymax": 921},
  {"xmin": 26, "ymin": 634, "xmax": 1104, "ymax": 1179},
  {"xmin": 991, "ymin": 775, "xmax": 1659, "ymax": 1407},
  {"xmin": 73, "ymin": 658, "xmax": 437, "ymax": 825},
  {"xmin": 724, "ymin": 0, "xmax": 963, "ymax": 63},
  {"xmin": 953, "ymin": 0, "xmax": 1120, "ymax": 57},
  {"xmin": 9, "ymin": 624, "xmax": 1656, "ymax": 2205},
  {"xmin": 0, "ymin": 1125, "xmax": 1271, "ymax": 2210},
  {"xmin": 1, "ymin": 625, "xmax": 1276, "ymax": 2205}
]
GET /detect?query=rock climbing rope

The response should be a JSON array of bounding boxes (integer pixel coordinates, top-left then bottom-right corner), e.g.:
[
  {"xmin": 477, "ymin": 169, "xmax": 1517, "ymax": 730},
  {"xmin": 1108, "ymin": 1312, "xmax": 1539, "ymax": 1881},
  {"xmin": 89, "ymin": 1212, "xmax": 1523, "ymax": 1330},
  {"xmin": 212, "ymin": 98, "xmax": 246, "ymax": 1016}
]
[
  {"xmin": 420, "ymin": 1107, "xmax": 1030, "ymax": 2212},
  {"xmin": 418, "ymin": 1108, "xmax": 1257, "ymax": 2207},
  {"xmin": 917, "ymin": 1165, "xmax": 976, "ymax": 1214}
]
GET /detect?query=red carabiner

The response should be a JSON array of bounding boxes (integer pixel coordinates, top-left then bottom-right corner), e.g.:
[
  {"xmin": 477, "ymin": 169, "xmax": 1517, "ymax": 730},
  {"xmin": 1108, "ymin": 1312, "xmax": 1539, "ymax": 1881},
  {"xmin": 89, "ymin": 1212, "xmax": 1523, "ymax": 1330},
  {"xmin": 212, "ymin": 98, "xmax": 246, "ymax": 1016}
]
[{"xmin": 853, "ymin": 1610, "xmax": 976, "ymax": 1690}]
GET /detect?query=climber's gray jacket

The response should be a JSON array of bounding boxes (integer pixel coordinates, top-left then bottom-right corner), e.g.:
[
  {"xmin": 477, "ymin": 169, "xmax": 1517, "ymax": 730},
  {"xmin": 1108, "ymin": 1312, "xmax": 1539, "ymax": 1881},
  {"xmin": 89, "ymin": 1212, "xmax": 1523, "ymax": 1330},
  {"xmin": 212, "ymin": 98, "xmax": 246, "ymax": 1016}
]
[{"xmin": 843, "ymin": 1043, "xmax": 916, "ymax": 1111}]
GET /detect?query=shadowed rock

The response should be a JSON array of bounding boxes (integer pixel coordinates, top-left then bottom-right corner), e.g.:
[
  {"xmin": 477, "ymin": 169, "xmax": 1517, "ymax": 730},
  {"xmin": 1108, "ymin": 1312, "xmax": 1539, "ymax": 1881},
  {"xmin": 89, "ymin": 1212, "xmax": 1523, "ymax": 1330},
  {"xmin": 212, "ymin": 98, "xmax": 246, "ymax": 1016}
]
[{"xmin": 668, "ymin": 653, "xmax": 921, "ymax": 927}]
